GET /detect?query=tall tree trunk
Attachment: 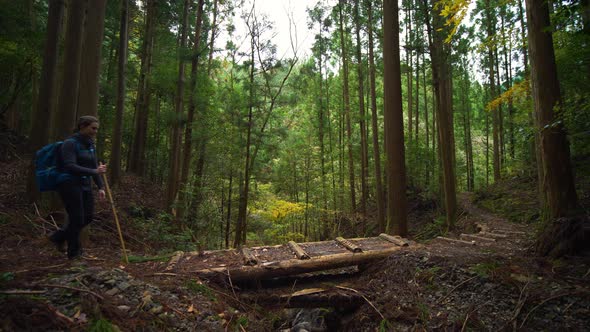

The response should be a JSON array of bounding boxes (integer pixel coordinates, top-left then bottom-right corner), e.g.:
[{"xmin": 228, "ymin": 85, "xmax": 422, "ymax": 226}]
[
  {"xmin": 177, "ymin": 0, "xmax": 205, "ymax": 223},
  {"xmin": 525, "ymin": 0, "xmax": 578, "ymax": 219},
  {"xmin": 423, "ymin": 0, "xmax": 456, "ymax": 229},
  {"xmin": 415, "ymin": 50, "xmax": 420, "ymax": 143},
  {"xmin": 27, "ymin": 0, "xmax": 64, "ymax": 201},
  {"xmin": 405, "ymin": 1, "xmax": 413, "ymax": 141},
  {"xmin": 110, "ymin": 0, "xmax": 129, "ymax": 186},
  {"xmin": 354, "ymin": 0, "xmax": 368, "ymax": 219},
  {"xmin": 485, "ymin": 0, "xmax": 501, "ymax": 182},
  {"xmin": 166, "ymin": 0, "xmax": 191, "ymax": 211},
  {"xmin": 53, "ymin": 0, "xmax": 86, "ymax": 140},
  {"xmin": 234, "ymin": 28, "xmax": 256, "ymax": 248},
  {"xmin": 367, "ymin": 0, "xmax": 385, "ymax": 233},
  {"xmin": 495, "ymin": 48, "xmax": 505, "ymax": 170},
  {"xmin": 129, "ymin": 0, "xmax": 155, "ymax": 175},
  {"xmin": 338, "ymin": 0, "xmax": 356, "ymax": 212},
  {"xmin": 77, "ymin": 0, "xmax": 107, "ymax": 118},
  {"xmin": 383, "ymin": 0, "xmax": 408, "ymax": 236},
  {"xmin": 423, "ymin": 51, "xmax": 429, "ymax": 187}
]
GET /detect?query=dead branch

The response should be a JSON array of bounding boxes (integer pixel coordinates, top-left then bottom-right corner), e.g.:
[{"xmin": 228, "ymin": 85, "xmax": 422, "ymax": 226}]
[
  {"xmin": 438, "ymin": 276, "xmax": 478, "ymax": 304},
  {"xmin": 36, "ymin": 284, "xmax": 104, "ymax": 301},
  {"xmin": 0, "ymin": 289, "xmax": 47, "ymax": 295},
  {"xmin": 14, "ymin": 263, "xmax": 67, "ymax": 274},
  {"xmin": 519, "ymin": 292, "xmax": 585, "ymax": 329},
  {"xmin": 336, "ymin": 285, "xmax": 384, "ymax": 320}
]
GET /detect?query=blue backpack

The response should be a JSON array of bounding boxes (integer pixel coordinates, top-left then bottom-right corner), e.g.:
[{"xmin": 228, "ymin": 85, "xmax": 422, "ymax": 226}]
[{"xmin": 35, "ymin": 141, "xmax": 75, "ymax": 192}]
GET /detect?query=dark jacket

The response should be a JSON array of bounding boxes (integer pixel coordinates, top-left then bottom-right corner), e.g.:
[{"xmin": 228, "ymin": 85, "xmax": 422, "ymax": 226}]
[{"xmin": 59, "ymin": 133, "xmax": 104, "ymax": 191}]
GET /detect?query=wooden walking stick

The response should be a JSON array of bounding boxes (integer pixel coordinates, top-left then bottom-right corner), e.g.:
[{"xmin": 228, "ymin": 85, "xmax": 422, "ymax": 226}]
[{"xmin": 100, "ymin": 165, "xmax": 129, "ymax": 264}]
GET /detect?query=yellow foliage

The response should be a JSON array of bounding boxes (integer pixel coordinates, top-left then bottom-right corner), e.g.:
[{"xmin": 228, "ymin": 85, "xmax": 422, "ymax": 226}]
[
  {"xmin": 486, "ymin": 79, "xmax": 530, "ymax": 112},
  {"xmin": 438, "ymin": 0, "xmax": 471, "ymax": 43},
  {"xmin": 270, "ymin": 200, "xmax": 306, "ymax": 220}
]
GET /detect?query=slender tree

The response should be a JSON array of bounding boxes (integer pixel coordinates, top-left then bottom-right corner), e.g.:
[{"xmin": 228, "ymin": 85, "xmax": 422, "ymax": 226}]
[
  {"xmin": 129, "ymin": 0, "xmax": 156, "ymax": 175},
  {"xmin": 166, "ymin": 0, "xmax": 191, "ymax": 211},
  {"xmin": 177, "ymin": 0, "xmax": 206, "ymax": 223},
  {"xmin": 422, "ymin": 0, "xmax": 457, "ymax": 229},
  {"xmin": 367, "ymin": 0, "xmax": 385, "ymax": 233},
  {"xmin": 338, "ymin": 0, "xmax": 356, "ymax": 212},
  {"xmin": 354, "ymin": 0, "xmax": 369, "ymax": 219},
  {"xmin": 110, "ymin": 0, "xmax": 129, "ymax": 186}
]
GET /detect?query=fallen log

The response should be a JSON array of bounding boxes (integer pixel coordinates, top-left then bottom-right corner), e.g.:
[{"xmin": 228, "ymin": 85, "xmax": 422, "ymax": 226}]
[
  {"xmin": 241, "ymin": 248, "xmax": 258, "ymax": 266},
  {"xmin": 288, "ymin": 241, "xmax": 310, "ymax": 259},
  {"xmin": 460, "ymin": 233, "xmax": 496, "ymax": 242},
  {"xmin": 491, "ymin": 229, "xmax": 526, "ymax": 235},
  {"xmin": 194, "ymin": 247, "xmax": 401, "ymax": 281},
  {"xmin": 479, "ymin": 231, "xmax": 509, "ymax": 239},
  {"xmin": 379, "ymin": 233, "xmax": 409, "ymax": 246},
  {"xmin": 165, "ymin": 251, "xmax": 184, "ymax": 271},
  {"xmin": 335, "ymin": 237, "xmax": 362, "ymax": 253},
  {"xmin": 436, "ymin": 236, "xmax": 476, "ymax": 245}
]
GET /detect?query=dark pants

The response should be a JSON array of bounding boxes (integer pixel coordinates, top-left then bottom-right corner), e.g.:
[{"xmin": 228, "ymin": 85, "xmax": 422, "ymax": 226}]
[{"xmin": 50, "ymin": 181, "xmax": 94, "ymax": 258}]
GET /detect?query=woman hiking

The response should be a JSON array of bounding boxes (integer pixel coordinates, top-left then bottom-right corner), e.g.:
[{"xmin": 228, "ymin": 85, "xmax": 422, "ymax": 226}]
[{"xmin": 49, "ymin": 116, "xmax": 107, "ymax": 259}]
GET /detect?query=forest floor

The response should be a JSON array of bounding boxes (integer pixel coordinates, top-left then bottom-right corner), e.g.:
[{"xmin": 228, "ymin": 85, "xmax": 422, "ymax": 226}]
[{"xmin": 1, "ymin": 155, "xmax": 589, "ymax": 331}]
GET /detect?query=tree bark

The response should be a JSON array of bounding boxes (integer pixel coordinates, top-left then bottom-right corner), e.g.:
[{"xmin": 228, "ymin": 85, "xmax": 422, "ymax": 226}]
[
  {"xmin": 128, "ymin": 0, "xmax": 155, "ymax": 175},
  {"xmin": 53, "ymin": 0, "xmax": 87, "ymax": 140},
  {"xmin": 383, "ymin": 0, "xmax": 408, "ymax": 236},
  {"xmin": 166, "ymin": 0, "xmax": 191, "ymax": 211},
  {"xmin": 27, "ymin": 0, "xmax": 64, "ymax": 201},
  {"xmin": 525, "ymin": 0, "xmax": 578, "ymax": 219},
  {"xmin": 354, "ymin": 0, "xmax": 369, "ymax": 219},
  {"xmin": 77, "ymin": 0, "xmax": 107, "ymax": 118},
  {"xmin": 196, "ymin": 246, "xmax": 403, "ymax": 281},
  {"xmin": 422, "ymin": 0, "xmax": 456, "ymax": 229},
  {"xmin": 110, "ymin": 0, "xmax": 129, "ymax": 186},
  {"xmin": 338, "ymin": 0, "xmax": 356, "ymax": 213},
  {"xmin": 485, "ymin": 0, "xmax": 501, "ymax": 182},
  {"xmin": 367, "ymin": 0, "xmax": 385, "ymax": 233},
  {"xmin": 177, "ymin": 0, "xmax": 206, "ymax": 223}
]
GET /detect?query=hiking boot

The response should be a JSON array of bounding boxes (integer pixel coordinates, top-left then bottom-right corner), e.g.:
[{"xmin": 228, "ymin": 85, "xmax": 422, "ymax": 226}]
[{"xmin": 48, "ymin": 235, "xmax": 66, "ymax": 253}]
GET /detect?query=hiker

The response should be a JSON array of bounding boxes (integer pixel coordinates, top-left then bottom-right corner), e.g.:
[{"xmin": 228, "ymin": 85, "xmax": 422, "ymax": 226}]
[{"xmin": 49, "ymin": 116, "xmax": 107, "ymax": 259}]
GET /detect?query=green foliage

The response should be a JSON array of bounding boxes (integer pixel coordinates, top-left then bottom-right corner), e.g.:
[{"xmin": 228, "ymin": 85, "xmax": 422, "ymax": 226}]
[
  {"xmin": 378, "ymin": 319, "xmax": 392, "ymax": 332},
  {"xmin": 129, "ymin": 211, "xmax": 197, "ymax": 252},
  {"xmin": 88, "ymin": 318, "xmax": 117, "ymax": 332},
  {"xmin": 128, "ymin": 253, "xmax": 173, "ymax": 263},
  {"xmin": 470, "ymin": 261, "xmax": 499, "ymax": 278},
  {"xmin": 415, "ymin": 217, "xmax": 447, "ymax": 241},
  {"xmin": 415, "ymin": 266, "xmax": 442, "ymax": 285},
  {"xmin": 0, "ymin": 272, "xmax": 15, "ymax": 284},
  {"xmin": 235, "ymin": 316, "xmax": 249, "ymax": 329},
  {"xmin": 185, "ymin": 280, "xmax": 216, "ymax": 302},
  {"xmin": 417, "ymin": 302, "xmax": 430, "ymax": 322}
]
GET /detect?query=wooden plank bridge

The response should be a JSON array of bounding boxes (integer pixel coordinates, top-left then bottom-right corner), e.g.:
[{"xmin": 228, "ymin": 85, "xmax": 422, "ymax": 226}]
[{"xmin": 165, "ymin": 234, "xmax": 412, "ymax": 282}]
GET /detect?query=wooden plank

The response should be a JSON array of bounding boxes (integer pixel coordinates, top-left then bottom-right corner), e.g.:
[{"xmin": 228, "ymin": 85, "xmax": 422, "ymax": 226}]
[
  {"xmin": 335, "ymin": 237, "xmax": 363, "ymax": 253},
  {"xmin": 288, "ymin": 241, "xmax": 310, "ymax": 259},
  {"xmin": 195, "ymin": 247, "xmax": 401, "ymax": 281},
  {"xmin": 241, "ymin": 248, "xmax": 258, "ymax": 266},
  {"xmin": 378, "ymin": 233, "xmax": 409, "ymax": 246}
]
